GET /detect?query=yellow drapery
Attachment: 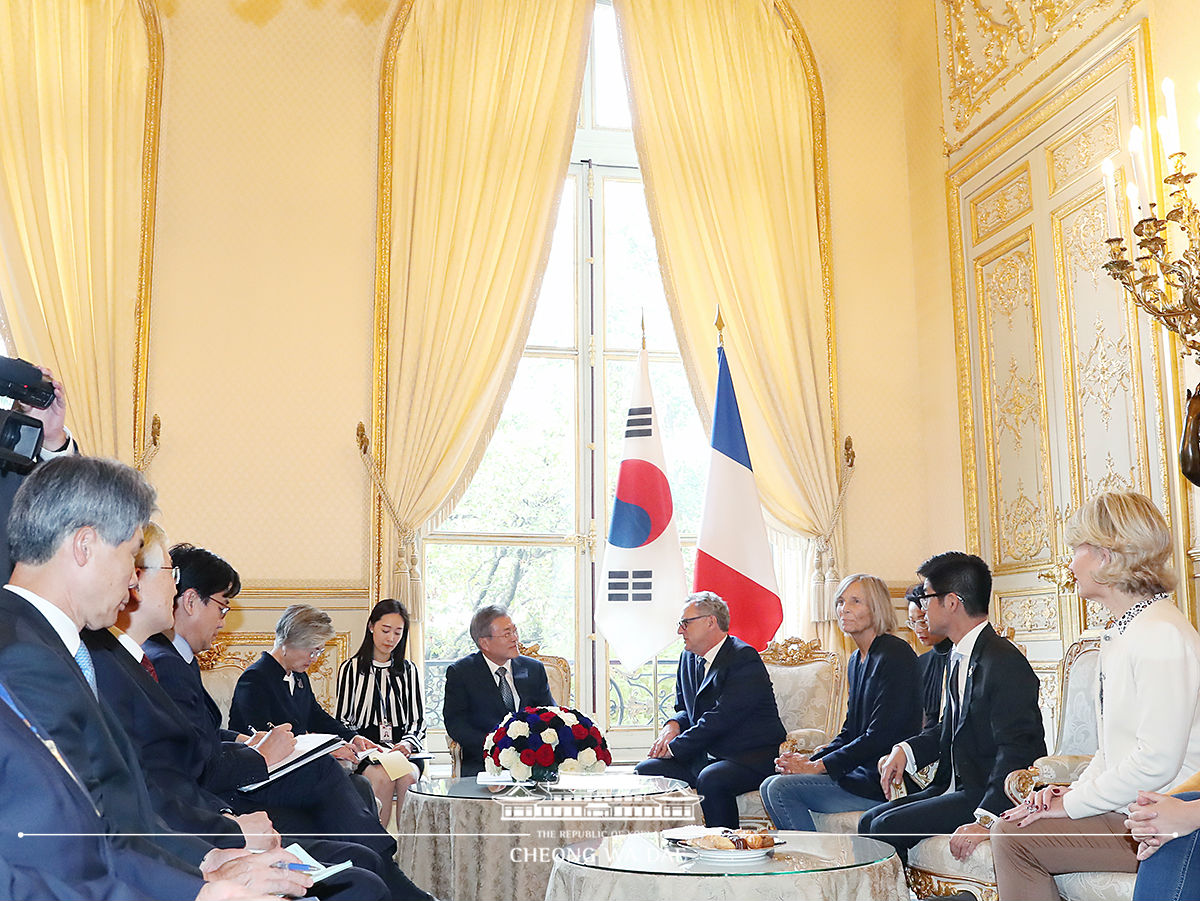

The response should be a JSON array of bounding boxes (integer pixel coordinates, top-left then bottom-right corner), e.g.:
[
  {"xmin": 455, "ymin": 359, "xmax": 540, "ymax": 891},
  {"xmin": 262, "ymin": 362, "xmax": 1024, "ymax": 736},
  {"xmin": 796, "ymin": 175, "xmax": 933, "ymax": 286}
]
[
  {"xmin": 614, "ymin": 0, "xmax": 841, "ymax": 643},
  {"xmin": 375, "ymin": 0, "xmax": 593, "ymax": 616},
  {"xmin": 0, "ymin": 1, "xmax": 148, "ymax": 459},
  {"xmin": 613, "ymin": 0, "xmax": 838, "ymax": 538}
]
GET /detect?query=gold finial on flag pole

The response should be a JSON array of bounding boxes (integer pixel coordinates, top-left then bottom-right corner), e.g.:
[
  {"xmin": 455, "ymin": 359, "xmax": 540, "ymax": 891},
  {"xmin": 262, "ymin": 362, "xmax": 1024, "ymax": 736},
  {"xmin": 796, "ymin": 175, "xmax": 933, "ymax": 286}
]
[
  {"xmin": 641, "ymin": 308, "xmax": 646, "ymax": 350},
  {"xmin": 714, "ymin": 305, "xmax": 725, "ymax": 347}
]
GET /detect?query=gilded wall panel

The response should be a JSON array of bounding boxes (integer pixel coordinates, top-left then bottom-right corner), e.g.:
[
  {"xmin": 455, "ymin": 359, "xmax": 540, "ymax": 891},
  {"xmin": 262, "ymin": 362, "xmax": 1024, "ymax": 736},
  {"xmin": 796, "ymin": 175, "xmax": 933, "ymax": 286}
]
[
  {"xmin": 975, "ymin": 230, "xmax": 1053, "ymax": 572},
  {"xmin": 939, "ymin": 0, "xmax": 1138, "ymax": 151},
  {"xmin": 970, "ymin": 164, "xmax": 1033, "ymax": 245},
  {"xmin": 1083, "ymin": 598, "xmax": 1111, "ymax": 631},
  {"xmin": 1031, "ymin": 661, "xmax": 1060, "ymax": 740},
  {"xmin": 998, "ymin": 590, "xmax": 1061, "ymax": 638},
  {"xmin": 1045, "ymin": 102, "xmax": 1121, "ymax": 196},
  {"xmin": 1052, "ymin": 185, "xmax": 1153, "ymax": 509}
]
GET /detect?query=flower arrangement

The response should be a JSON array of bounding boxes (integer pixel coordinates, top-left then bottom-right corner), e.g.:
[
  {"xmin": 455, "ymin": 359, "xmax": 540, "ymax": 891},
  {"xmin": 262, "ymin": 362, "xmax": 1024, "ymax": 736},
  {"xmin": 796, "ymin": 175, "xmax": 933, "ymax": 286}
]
[{"xmin": 483, "ymin": 706, "xmax": 612, "ymax": 782}]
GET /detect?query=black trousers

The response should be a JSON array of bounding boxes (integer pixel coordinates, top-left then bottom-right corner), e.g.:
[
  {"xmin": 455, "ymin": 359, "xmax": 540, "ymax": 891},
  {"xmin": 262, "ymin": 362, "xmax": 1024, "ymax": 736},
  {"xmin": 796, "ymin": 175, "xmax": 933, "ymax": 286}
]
[
  {"xmin": 858, "ymin": 783, "xmax": 978, "ymax": 860},
  {"xmin": 635, "ymin": 748, "xmax": 776, "ymax": 828}
]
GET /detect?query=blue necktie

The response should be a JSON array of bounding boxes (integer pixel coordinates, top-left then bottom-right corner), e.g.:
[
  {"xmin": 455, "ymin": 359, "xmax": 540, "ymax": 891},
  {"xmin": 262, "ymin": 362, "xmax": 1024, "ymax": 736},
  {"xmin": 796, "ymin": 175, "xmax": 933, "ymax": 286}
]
[{"xmin": 74, "ymin": 642, "xmax": 98, "ymax": 697}]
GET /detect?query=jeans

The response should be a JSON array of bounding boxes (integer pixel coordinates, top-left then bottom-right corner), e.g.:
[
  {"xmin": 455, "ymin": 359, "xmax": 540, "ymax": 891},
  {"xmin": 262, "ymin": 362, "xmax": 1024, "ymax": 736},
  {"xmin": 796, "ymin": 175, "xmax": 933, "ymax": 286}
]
[
  {"xmin": 1134, "ymin": 792, "xmax": 1200, "ymax": 901},
  {"xmin": 759, "ymin": 773, "xmax": 872, "ymax": 831}
]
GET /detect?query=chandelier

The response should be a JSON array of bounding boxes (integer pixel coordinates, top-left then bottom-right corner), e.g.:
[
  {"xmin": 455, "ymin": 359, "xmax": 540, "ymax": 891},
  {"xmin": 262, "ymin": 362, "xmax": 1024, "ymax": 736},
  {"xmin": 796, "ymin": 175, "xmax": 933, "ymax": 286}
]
[{"xmin": 1101, "ymin": 78, "xmax": 1200, "ymax": 485}]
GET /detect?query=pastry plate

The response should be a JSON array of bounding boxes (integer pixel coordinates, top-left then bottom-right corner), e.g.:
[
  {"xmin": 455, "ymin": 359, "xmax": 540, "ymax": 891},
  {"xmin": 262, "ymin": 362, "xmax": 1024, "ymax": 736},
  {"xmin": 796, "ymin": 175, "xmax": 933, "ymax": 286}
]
[{"xmin": 689, "ymin": 846, "xmax": 774, "ymax": 863}]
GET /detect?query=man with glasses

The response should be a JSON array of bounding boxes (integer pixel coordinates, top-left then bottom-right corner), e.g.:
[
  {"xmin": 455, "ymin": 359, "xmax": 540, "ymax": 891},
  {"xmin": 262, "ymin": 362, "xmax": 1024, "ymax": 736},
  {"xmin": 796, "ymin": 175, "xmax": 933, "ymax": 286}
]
[
  {"xmin": 146, "ymin": 545, "xmax": 432, "ymax": 900},
  {"xmin": 634, "ymin": 591, "xmax": 785, "ymax": 827},
  {"xmin": 443, "ymin": 604, "xmax": 555, "ymax": 777},
  {"xmin": 859, "ymin": 552, "xmax": 1045, "ymax": 864}
]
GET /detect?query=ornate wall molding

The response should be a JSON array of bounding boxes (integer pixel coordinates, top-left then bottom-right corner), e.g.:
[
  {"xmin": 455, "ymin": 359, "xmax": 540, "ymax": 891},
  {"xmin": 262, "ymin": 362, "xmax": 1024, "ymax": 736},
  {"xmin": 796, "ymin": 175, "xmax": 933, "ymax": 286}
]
[
  {"xmin": 940, "ymin": 0, "xmax": 1139, "ymax": 152},
  {"xmin": 1046, "ymin": 101, "xmax": 1121, "ymax": 196},
  {"xmin": 970, "ymin": 163, "xmax": 1032, "ymax": 245},
  {"xmin": 998, "ymin": 590, "xmax": 1061, "ymax": 637}
]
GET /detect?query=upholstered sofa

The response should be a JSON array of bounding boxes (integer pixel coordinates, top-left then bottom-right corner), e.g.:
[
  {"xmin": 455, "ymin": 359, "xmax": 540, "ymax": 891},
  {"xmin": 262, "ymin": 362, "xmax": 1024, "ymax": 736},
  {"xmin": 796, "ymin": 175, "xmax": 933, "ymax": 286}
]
[
  {"xmin": 736, "ymin": 636, "xmax": 845, "ymax": 828},
  {"xmin": 809, "ymin": 633, "xmax": 1121, "ymax": 901}
]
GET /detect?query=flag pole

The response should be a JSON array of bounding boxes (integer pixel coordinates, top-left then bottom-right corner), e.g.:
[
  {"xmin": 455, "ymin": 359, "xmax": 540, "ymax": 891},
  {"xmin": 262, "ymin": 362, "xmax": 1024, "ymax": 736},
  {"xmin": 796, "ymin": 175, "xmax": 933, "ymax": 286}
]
[{"xmin": 714, "ymin": 305, "xmax": 724, "ymax": 346}]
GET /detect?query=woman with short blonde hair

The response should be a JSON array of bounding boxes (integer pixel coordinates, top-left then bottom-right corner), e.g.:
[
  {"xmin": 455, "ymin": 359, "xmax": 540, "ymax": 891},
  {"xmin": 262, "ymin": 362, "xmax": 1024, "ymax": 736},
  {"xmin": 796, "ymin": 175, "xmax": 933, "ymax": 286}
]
[
  {"xmin": 761, "ymin": 572, "xmax": 920, "ymax": 829},
  {"xmin": 993, "ymin": 491, "xmax": 1200, "ymax": 900}
]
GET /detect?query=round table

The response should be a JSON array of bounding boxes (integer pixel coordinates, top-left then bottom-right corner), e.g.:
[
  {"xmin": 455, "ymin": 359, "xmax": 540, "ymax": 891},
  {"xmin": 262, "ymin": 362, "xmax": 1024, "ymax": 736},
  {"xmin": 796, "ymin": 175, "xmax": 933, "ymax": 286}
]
[
  {"xmin": 544, "ymin": 831, "xmax": 908, "ymax": 901},
  {"xmin": 395, "ymin": 774, "xmax": 698, "ymax": 901}
]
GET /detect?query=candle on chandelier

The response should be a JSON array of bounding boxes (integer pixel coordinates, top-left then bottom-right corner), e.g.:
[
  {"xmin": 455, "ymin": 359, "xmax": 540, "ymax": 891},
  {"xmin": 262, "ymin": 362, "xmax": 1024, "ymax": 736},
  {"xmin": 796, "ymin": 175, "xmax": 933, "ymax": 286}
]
[
  {"xmin": 1127, "ymin": 181, "xmax": 1141, "ymax": 218},
  {"xmin": 1162, "ymin": 78, "xmax": 1181, "ymax": 154},
  {"xmin": 1129, "ymin": 125, "xmax": 1151, "ymax": 209},
  {"xmin": 1159, "ymin": 115, "xmax": 1181, "ymax": 158},
  {"xmin": 1102, "ymin": 159, "xmax": 1119, "ymax": 236}
]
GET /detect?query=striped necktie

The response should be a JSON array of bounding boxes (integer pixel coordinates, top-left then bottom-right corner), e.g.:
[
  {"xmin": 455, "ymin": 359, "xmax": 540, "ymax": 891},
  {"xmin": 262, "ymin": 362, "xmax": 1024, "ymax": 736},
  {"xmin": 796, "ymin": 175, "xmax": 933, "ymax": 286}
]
[{"xmin": 74, "ymin": 643, "xmax": 98, "ymax": 697}]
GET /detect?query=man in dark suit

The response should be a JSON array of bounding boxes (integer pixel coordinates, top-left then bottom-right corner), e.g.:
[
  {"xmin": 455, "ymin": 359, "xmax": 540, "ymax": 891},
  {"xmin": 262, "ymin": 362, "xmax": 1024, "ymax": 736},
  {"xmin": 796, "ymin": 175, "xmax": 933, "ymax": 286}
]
[
  {"xmin": 0, "ymin": 456, "xmax": 316, "ymax": 897},
  {"xmin": 443, "ymin": 604, "xmax": 555, "ymax": 777},
  {"xmin": 634, "ymin": 591, "xmax": 787, "ymax": 827},
  {"xmin": 859, "ymin": 551, "xmax": 1046, "ymax": 862},
  {"xmin": 142, "ymin": 543, "xmax": 430, "ymax": 900},
  {"xmin": 0, "ymin": 672, "xmax": 306, "ymax": 901}
]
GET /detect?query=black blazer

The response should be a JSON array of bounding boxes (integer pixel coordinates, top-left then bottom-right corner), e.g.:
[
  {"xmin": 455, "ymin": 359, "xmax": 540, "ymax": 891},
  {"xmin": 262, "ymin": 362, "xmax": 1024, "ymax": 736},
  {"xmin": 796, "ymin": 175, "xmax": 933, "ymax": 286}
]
[
  {"xmin": 0, "ymin": 683, "xmax": 204, "ymax": 900},
  {"xmin": 0, "ymin": 589, "xmax": 210, "ymax": 871},
  {"xmin": 907, "ymin": 623, "xmax": 1046, "ymax": 815},
  {"xmin": 229, "ymin": 651, "xmax": 356, "ymax": 739},
  {"xmin": 144, "ymin": 632, "xmax": 237, "ymax": 741},
  {"xmin": 813, "ymin": 632, "xmax": 921, "ymax": 800},
  {"xmin": 917, "ymin": 639, "xmax": 953, "ymax": 730},
  {"xmin": 442, "ymin": 651, "xmax": 555, "ymax": 776},
  {"xmin": 84, "ymin": 627, "xmax": 263, "ymax": 845},
  {"xmin": 668, "ymin": 635, "xmax": 786, "ymax": 763}
]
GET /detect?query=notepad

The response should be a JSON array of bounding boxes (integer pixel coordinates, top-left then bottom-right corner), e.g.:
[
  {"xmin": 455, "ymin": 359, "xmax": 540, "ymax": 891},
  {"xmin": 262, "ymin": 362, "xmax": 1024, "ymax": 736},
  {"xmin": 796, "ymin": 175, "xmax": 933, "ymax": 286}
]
[
  {"xmin": 238, "ymin": 734, "xmax": 345, "ymax": 791},
  {"xmin": 285, "ymin": 843, "xmax": 354, "ymax": 883}
]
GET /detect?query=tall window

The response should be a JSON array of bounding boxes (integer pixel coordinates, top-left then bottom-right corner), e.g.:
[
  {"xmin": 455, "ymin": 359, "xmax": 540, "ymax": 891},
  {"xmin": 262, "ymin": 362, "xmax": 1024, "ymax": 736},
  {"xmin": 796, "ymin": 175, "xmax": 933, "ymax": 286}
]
[{"xmin": 422, "ymin": 1, "xmax": 707, "ymax": 755}]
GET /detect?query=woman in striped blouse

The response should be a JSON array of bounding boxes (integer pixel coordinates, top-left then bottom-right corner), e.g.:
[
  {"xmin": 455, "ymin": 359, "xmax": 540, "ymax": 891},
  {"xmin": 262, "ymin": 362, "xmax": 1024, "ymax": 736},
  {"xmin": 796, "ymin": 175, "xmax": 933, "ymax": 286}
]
[{"xmin": 336, "ymin": 599, "xmax": 426, "ymax": 825}]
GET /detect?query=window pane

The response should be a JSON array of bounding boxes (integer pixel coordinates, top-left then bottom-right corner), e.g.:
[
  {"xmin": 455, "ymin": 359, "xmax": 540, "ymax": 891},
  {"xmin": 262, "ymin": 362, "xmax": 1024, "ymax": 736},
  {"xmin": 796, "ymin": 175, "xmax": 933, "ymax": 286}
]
[
  {"xmin": 603, "ymin": 357, "xmax": 707, "ymax": 537},
  {"xmin": 526, "ymin": 177, "xmax": 577, "ymax": 348},
  {"xmin": 423, "ymin": 542, "xmax": 577, "ymax": 727},
  {"xmin": 441, "ymin": 357, "xmax": 575, "ymax": 534},
  {"xmin": 608, "ymin": 639, "xmax": 682, "ymax": 729},
  {"xmin": 601, "ymin": 178, "xmax": 675, "ymax": 351},
  {"xmin": 592, "ymin": 3, "xmax": 631, "ymax": 130}
]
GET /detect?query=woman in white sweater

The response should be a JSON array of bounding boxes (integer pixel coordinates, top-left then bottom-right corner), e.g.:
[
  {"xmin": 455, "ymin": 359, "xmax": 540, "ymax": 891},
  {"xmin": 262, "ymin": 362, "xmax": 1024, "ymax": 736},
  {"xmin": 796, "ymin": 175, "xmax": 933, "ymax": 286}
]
[{"xmin": 991, "ymin": 491, "xmax": 1200, "ymax": 901}]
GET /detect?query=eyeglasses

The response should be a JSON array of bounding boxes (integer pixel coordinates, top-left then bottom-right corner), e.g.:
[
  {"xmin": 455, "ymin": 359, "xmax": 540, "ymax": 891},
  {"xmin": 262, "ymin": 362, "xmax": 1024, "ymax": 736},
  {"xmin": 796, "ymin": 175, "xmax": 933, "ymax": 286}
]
[
  {"xmin": 139, "ymin": 564, "xmax": 180, "ymax": 584},
  {"xmin": 905, "ymin": 618, "xmax": 928, "ymax": 629},
  {"xmin": 488, "ymin": 627, "xmax": 519, "ymax": 640},
  {"xmin": 677, "ymin": 614, "xmax": 712, "ymax": 629},
  {"xmin": 909, "ymin": 590, "xmax": 949, "ymax": 609},
  {"xmin": 302, "ymin": 647, "xmax": 323, "ymax": 659},
  {"xmin": 205, "ymin": 595, "xmax": 232, "ymax": 619}
]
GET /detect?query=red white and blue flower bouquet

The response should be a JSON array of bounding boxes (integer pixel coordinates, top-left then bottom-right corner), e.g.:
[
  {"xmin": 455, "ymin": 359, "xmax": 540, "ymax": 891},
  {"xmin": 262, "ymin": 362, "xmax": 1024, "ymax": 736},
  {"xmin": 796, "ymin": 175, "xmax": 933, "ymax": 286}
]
[{"xmin": 483, "ymin": 705, "xmax": 612, "ymax": 782}]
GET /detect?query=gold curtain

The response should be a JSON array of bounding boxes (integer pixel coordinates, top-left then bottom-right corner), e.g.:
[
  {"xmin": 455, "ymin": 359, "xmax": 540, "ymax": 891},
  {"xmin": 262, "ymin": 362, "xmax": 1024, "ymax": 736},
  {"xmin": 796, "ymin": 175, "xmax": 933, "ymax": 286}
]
[
  {"xmin": 0, "ymin": 1, "xmax": 149, "ymax": 459},
  {"xmin": 613, "ymin": 0, "xmax": 838, "ymax": 539},
  {"xmin": 376, "ymin": 0, "xmax": 593, "ymax": 614}
]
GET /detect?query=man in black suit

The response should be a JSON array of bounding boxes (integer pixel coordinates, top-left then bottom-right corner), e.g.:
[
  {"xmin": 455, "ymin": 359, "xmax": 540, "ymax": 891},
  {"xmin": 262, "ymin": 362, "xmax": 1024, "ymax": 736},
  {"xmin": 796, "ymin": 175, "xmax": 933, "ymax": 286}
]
[
  {"xmin": 0, "ymin": 456, "xmax": 315, "ymax": 897},
  {"xmin": 442, "ymin": 604, "xmax": 555, "ymax": 777},
  {"xmin": 859, "ymin": 551, "xmax": 1046, "ymax": 862},
  {"xmin": 0, "ymin": 671, "xmax": 308, "ymax": 901},
  {"xmin": 634, "ymin": 591, "xmax": 786, "ymax": 827},
  {"xmin": 142, "ymin": 543, "xmax": 430, "ymax": 900}
]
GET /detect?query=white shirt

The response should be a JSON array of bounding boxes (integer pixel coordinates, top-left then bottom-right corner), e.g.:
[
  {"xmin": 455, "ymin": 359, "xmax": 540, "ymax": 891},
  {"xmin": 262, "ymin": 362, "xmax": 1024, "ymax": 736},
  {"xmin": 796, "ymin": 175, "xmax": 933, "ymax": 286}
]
[
  {"xmin": 4, "ymin": 584, "xmax": 80, "ymax": 657},
  {"xmin": 1064, "ymin": 599, "xmax": 1200, "ymax": 818},
  {"xmin": 484, "ymin": 654, "xmax": 521, "ymax": 710},
  {"xmin": 949, "ymin": 619, "xmax": 988, "ymax": 702},
  {"xmin": 114, "ymin": 629, "xmax": 145, "ymax": 663},
  {"xmin": 170, "ymin": 631, "xmax": 195, "ymax": 664},
  {"xmin": 700, "ymin": 636, "xmax": 728, "ymax": 679}
]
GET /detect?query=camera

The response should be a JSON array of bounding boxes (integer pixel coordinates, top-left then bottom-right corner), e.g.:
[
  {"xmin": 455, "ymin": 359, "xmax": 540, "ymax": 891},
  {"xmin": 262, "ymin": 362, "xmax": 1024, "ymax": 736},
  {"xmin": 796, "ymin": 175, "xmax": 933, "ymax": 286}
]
[{"xmin": 0, "ymin": 356, "xmax": 53, "ymax": 473}]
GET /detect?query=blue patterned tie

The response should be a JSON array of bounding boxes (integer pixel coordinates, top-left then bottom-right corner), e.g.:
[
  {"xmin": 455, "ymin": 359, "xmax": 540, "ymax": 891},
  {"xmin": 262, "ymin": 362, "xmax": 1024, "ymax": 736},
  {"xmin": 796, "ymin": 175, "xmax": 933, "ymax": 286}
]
[{"xmin": 74, "ymin": 642, "xmax": 98, "ymax": 697}]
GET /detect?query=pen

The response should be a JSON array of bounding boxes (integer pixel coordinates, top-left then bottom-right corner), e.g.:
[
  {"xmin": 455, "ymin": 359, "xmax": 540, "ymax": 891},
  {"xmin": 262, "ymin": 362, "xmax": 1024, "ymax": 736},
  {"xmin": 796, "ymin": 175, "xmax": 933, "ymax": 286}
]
[{"xmin": 271, "ymin": 862, "xmax": 317, "ymax": 872}]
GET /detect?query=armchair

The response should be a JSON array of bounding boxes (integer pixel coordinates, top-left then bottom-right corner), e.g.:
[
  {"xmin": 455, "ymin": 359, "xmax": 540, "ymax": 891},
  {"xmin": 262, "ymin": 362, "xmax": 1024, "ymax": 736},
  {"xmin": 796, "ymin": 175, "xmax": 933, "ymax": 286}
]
[{"xmin": 737, "ymin": 637, "xmax": 844, "ymax": 829}]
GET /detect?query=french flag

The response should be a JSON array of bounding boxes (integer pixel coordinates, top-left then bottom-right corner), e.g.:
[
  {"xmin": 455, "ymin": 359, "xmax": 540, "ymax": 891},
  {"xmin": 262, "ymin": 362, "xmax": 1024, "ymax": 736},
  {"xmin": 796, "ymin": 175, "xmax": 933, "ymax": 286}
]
[{"xmin": 694, "ymin": 346, "xmax": 782, "ymax": 650}]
